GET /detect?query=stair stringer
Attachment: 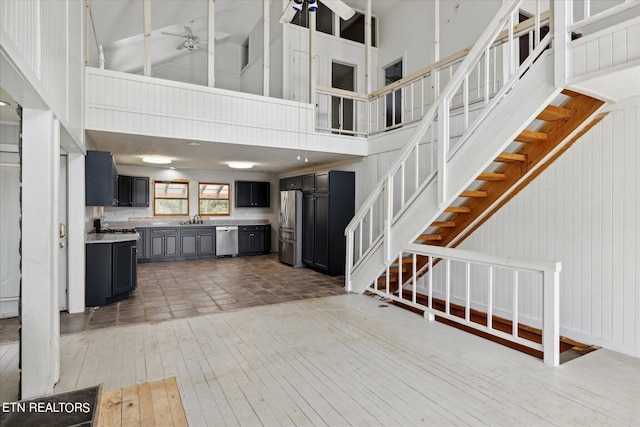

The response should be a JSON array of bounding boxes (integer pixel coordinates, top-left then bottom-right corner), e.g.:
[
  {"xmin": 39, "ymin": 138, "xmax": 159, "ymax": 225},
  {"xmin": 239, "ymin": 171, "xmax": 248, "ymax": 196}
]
[{"xmin": 349, "ymin": 53, "xmax": 560, "ymax": 294}]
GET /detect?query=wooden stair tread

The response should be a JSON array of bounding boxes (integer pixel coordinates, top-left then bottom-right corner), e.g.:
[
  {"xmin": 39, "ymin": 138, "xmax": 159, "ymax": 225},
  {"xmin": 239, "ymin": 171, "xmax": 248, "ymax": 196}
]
[
  {"xmin": 536, "ymin": 105, "xmax": 572, "ymax": 121},
  {"xmin": 461, "ymin": 190, "xmax": 488, "ymax": 198},
  {"xmin": 515, "ymin": 129, "xmax": 547, "ymax": 143},
  {"xmin": 416, "ymin": 234, "xmax": 442, "ymax": 242},
  {"xmin": 495, "ymin": 152, "xmax": 526, "ymax": 163},
  {"xmin": 431, "ymin": 221, "xmax": 456, "ymax": 228},
  {"xmin": 445, "ymin": 206, "xmax": 471, "ymax": 213},
  {"xmin": 477, "ymin": 172, "xmax": 506, "ymax": 181}
]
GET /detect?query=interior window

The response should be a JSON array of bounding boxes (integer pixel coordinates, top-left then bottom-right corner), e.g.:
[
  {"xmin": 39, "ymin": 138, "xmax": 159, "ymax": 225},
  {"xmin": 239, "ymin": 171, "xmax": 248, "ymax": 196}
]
[
  {"xmin": 340, "ymin": 12, "xmax": 377, "ymax": 47},
  {"xmin": 199, "ymin": 182, "xmax": 231, "ymax": 216},
  {"xmin": 291, "ymin": 3, "xmax": 337, "ymax": 36},
  {"xmin": 154, "ymin": 181, "xmax": 189, "ymax": 216}
]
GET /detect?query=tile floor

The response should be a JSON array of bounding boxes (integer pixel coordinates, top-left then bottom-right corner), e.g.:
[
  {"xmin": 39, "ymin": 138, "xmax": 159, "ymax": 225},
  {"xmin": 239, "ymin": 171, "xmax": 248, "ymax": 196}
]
[{"xmin": 0, "ymin": 254, "xmax": 346, "ymax": 344}]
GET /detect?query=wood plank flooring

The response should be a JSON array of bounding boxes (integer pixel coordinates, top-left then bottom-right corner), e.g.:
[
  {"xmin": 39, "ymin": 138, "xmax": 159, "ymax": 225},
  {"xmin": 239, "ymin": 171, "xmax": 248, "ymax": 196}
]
[
  {"xmin": 2, "ymin": 294, "xmax": 639, "ymax": 425},
  {"xmin": 98, "ymin": 377, "xmax": 187, "ymax": 426}
]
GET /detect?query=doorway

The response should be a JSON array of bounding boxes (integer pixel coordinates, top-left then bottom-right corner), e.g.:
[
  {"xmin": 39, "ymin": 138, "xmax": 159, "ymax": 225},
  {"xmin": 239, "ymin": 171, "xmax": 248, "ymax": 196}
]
[
  {"xmin": 58, "ymin": 155, "xmax": 68, "ymax": 311},
  {"xmin": 331, "ymin": 62, "xmax": 355, "ymax": 134},
  {"xmin": 0, "ymin": 142, "xmax": 20, "ymax": 318}
]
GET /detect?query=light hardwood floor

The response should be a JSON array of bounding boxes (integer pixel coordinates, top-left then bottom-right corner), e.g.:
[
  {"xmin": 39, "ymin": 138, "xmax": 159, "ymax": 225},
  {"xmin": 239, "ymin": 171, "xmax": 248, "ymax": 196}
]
[{"xmin": 2, "ymin": 294, "xmax": 639, "ymax": 425}]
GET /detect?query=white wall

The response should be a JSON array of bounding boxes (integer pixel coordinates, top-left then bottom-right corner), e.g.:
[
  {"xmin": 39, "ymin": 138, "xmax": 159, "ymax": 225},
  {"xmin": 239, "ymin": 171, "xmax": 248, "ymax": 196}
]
[
  {"xmin": 147, "ymin": 42, "xmax": 243, "ymax": 91},
  {"xmin": 0, "ymin": 0, "xmax": 85, "ymax": 152},
  {"xmin": 454, "ymin": 97, "xmax": 640, "ymax": 357},
  {"xmin": 100, "ymin": 165, "xmax": 280, "ymax": 251}
]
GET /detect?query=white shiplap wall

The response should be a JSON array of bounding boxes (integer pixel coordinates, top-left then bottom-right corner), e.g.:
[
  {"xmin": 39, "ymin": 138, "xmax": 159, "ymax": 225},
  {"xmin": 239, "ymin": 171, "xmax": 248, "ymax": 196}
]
[
  {"xmin": 0, "ymin": 0, "xmax": 84, "ymax": 150},
  {"xmin": 85, "ymin": 68, "xmax": 366, "ymax": 156},
  {"xmin": 455, "ymin": 97, "xmax": 640, "ymax": 357},
  {"xmin": 570, "ymin": 16, "xmax": 640, "ymax": 83}
]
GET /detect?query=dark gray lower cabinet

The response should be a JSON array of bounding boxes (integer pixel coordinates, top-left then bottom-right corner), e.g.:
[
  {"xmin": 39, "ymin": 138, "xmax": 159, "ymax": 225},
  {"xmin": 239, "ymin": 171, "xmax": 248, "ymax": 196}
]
[
  {"xmin": 86, "ymin": 240, "xmax": 137, "ymax": 307},
  {"xmin": 138, "ymin": 224, "xmax": 269, "ymax": 262},
  {"xmin": 150, "ymin": 228, "xmax": 180, "ymax": 259},
  {"xmin": 239, "ymin": 225, "xmax": 271, "ymax": 255},
  {"xmin": 180, "ymin": 227, "xmax": 216, "ymax": 258}
]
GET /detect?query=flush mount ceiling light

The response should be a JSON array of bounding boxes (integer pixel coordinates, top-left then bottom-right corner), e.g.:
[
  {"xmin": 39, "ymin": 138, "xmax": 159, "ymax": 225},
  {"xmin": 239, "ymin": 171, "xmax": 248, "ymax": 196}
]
[
  {"xmin": 0, "ymin": 100, "xmax": 10, "ymax": 107},
  {"xmin": 186, "ymin": 141, "xmax": 200, "ymax": 146},
  {"xmin": 142, "ymin": 156, "xmax": 172, "ymax": 164},
  {"xmin": 228, "ymin": 162, "xmax": 254, "ymax": 169}
]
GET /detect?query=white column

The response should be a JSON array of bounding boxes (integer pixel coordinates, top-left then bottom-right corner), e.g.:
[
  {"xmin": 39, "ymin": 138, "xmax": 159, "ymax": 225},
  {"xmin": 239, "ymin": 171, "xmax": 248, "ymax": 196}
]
[
  {"xmin": 143, "ymin": 0, "xmax": 151, "ymax": 76},
  {"xmin": 309, "ymin": 9, "xmax": 317, "ymax": 107},
  {"xmin": 434, "ymin": 0, "xmax": 440, "ymax": 63},
  {"xmin": 263, "ymin": 0, "xmax": 270, "ymax": 96},
  {"xmin": 365, "ymin": 0, "xmax": 372, "ymax": 93},
  {"xmin": 21, "ymin": 108, "xmax": 60, "ymax": 398},
  {"xmin": 208, "ymin": 0, "xmax": 216, "ymax": 87},
  {"xmin": 67, "ymin": 152, "xmax": 85, "ymax": 314}
]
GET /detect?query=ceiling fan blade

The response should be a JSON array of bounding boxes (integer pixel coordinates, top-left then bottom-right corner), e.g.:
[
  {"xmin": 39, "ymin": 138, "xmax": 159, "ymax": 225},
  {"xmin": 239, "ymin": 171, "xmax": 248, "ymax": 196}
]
[
  {"xmin": 321, "ymin": 0, "xmax": 356, "ymax": 21},
  {"xmin": 279, "ymin": 0, "xmax": 298, "ymax": 24},
  {"xmin": 177, "ymin": 41, "xmax": 186, "ymax": 50},
  {"xmin": 184, "ymin": 26, "xmax": 195, "ymax": 37},
  {"xmin": 162, "ymin": 31, "xmax": 185, "ymax": 37}
]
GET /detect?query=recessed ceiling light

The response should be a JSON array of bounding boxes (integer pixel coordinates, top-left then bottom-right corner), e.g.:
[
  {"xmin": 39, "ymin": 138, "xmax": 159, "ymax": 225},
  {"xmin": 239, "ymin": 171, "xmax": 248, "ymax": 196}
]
[
  {"xmin": 228, "ymin": 162, "xmax": 254, "ymax": 169},
  {"xmin": 142, "ymin": 156, "xmax": 172, "ymax": 164},
  {"xmin": 169, "ymin": 166, "xmax": 176, "ymax": 170},
  {"xmin": 186, "ymin": 141, "xmax": 200, "ymax": 146},
  {"xmin": 0, "ymin": 100, "xmax": 10, "ymax": 107}
]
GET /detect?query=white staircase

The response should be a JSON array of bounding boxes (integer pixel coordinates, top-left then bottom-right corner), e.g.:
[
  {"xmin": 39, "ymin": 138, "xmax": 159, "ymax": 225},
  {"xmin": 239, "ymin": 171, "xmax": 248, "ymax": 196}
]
[{"xmin": 345, "ymin": 0, "xmax": 556, "ymax": 293}]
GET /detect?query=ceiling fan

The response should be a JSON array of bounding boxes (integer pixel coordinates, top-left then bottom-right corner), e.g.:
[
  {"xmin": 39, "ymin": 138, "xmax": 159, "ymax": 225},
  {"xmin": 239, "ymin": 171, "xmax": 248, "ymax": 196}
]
[
  {"xmin": 162, "ymin": 26, "xmax": 206, "ymax": 51},
  {"xmin": 280, "ymin": 0, "xmax": 356, "ymax": 24}
]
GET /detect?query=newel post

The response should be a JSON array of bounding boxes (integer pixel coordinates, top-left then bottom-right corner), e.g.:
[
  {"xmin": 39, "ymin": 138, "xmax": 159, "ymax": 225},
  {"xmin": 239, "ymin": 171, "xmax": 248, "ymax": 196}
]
[
  {"xmin": 383, "ymin": 176, "xmax": 393, "ymax": 263},
  {"xmin": 553, "ymin": 0, "xmax": 571, "ymax": 88},
  {"xmin": 437, "ymin": 99, "xmax": 449, "ymax": 208},
  {"xmin": 543, "ymin": 262, "xmax": 561, "ymax": 367}
]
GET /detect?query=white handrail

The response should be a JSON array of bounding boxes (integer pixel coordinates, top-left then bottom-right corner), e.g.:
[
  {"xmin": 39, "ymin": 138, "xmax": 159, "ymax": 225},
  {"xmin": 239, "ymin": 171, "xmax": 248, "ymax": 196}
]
[{"xmin": 370, "ymin": 243, "xmax": 561, "ymax": 367}]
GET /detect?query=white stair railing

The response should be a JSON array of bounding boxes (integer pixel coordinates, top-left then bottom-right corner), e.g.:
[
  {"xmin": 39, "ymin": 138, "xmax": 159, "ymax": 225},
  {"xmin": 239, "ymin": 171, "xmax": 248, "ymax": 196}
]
[
  {"xmin": 372, "ymin": 244, "xmax": 561, "ymax": 367},
  {"xmin": 345, "ymin": 0, "xmax": 551, "ymax": 288}
]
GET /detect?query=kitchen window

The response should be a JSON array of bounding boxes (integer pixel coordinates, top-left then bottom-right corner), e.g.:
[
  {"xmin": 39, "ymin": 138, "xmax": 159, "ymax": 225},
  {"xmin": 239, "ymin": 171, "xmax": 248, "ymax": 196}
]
[
  {"xmin": 199, "ymin": 182, "xmax": 231, "ymax": 216},
  {"xmin": 154, "ymin": 181, "xmax": 189, "ymax": 216}
]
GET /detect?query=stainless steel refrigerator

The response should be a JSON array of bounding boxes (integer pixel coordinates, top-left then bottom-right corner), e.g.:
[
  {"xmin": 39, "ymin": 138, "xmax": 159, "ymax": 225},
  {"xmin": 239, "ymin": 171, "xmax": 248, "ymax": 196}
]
[{"xmin": 279, "ymin": 190, "xmax": 303, "ymax": 267}]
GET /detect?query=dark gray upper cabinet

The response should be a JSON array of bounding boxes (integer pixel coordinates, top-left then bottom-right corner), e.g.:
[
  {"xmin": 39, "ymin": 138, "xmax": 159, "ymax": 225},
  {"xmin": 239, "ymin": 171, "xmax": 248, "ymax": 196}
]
[
  {"xmin": 281, "ymin": 176, "xmax": 303, "ymax": 191},
  {"xmin": 118, "ymin": 176, "xmax": 149, "ymax": 207},
  {"xmin": 235, "ymin": 181, "xmax": 270, "ymax": 207},
  {"xmin": 302, "ymin": 172, "xmax": 329, "ymax": 192},
  {"xmin": 85, "ymin": 150, "xmax": 118, "ymax": 206}
]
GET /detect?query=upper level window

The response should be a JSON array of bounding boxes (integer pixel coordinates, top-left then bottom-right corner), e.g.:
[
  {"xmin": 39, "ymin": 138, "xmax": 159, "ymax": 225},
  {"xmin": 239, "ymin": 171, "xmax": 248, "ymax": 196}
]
[
  {"xmin": 154, "ymin": 181, "xmax": 189, "ymax": 216},
  {"xmin": 291, "ymin": 3, "xmax": 377, "ymax": 45},
  {"xmin": 292, "ymin": 2, "xmax": 334, "ymax": 35},
  {"xmin": 340, "ymin": 12, "xmax": 377, "ymax": 47},
  {"xmin": 199, "ymin": 183, "xmax": 231, "ymax": 216}
]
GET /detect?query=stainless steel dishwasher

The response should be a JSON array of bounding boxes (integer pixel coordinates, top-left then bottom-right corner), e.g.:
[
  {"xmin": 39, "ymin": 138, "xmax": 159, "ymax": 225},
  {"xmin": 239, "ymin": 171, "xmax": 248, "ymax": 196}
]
[{"xmin": 216, "ymin": 226, "xmax": 238, "ymax": 257}]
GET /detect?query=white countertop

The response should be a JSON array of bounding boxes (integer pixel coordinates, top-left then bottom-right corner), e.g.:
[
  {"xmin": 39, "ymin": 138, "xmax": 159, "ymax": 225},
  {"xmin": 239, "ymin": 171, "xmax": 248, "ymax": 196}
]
[{"xmin": 86, "ymin": 232, "xmax": 139, "ymax": 244}]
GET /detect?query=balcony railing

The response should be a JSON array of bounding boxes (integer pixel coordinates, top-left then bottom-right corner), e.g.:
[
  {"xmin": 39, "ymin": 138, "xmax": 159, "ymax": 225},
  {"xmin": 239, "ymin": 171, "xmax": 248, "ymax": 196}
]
[{"xmin": 315, "ymin": 10, "xmax": 551, "ymax": 137}]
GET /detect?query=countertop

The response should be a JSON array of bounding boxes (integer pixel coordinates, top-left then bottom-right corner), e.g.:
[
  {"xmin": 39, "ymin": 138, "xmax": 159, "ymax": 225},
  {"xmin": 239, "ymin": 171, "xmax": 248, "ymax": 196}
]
[
  {"xmin": 86, "ymin": 232, "xmax": 139, "ymax": 244},
  {"xmin": 104, "ymin": 219, "xmax": 270, "ymax": 228}
]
